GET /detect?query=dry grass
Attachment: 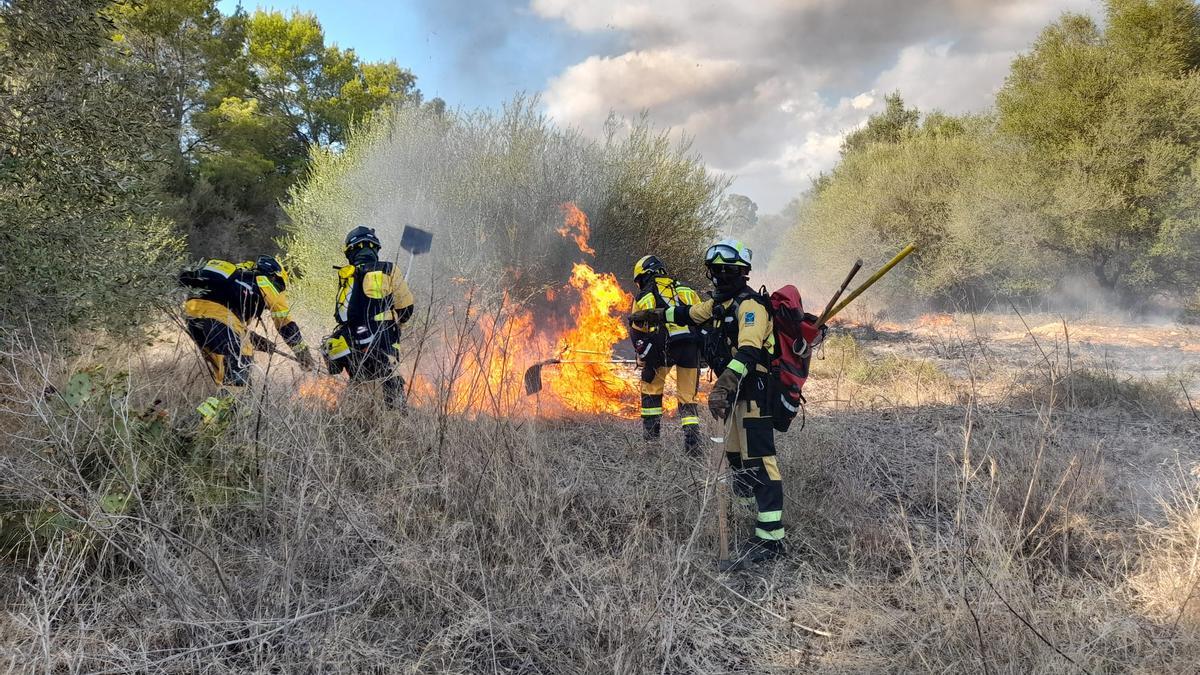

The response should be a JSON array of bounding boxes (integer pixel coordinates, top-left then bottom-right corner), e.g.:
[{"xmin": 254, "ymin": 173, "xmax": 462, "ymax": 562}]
[{"xmin": 0, "ymin": 316, "xmax": 1198, "ymax": 673}]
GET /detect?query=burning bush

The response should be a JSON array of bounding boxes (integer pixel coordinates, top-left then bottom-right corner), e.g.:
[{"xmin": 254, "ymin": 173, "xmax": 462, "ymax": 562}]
[
  {"xmin": 283, "ymin": 100, "xmax": 728, "ymax": 419},
  {"xmin": 284, "ymin": 96, "xmax": 727, "ymax": 308}
]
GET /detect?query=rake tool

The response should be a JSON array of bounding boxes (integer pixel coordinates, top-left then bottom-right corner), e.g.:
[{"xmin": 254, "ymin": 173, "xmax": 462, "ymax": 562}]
[
  {"xmin": 248, "ymin": 331, "xmax": 300, "ymax": 364},
  {"xmin": 522, "ymin": 358, "xmax": 637, "ymax": 396}
]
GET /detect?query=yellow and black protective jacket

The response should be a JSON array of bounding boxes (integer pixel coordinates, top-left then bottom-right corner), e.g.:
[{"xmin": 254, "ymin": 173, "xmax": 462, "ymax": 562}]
[
  {"xmin": 331, "ymin": 260, "xmax": 415, "ymax": 354},
  {"xmin": 630, "ymin": 276, "xmax": 700, "ymax": 364},
  {"xmin": 667, "ymin": 286, "xmax": 775, "ymax": 381},
  {"xmin": 180, "ymin": 259, "xmax": 304, "ymax": 349}
]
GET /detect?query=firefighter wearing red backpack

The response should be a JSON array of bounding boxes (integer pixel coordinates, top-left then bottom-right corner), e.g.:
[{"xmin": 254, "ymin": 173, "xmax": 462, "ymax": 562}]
[
  {"xmin": 629, "ymin": 255, "xmax": 704, "ymax": 454},
  {"xmin": 631, "ymin": 238, "xmax": 821, "ymax": 566}
]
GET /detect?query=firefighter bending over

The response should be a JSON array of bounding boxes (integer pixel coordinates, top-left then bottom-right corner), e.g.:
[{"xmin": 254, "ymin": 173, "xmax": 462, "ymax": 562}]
[
  {"xmin": 180, "ymin": 256, "xmax": 315, "ymax": 422},
  {"xmin": 629, "ymin": 255, "xmax": 703, "ymax": 455},
  {"xmin": 322, "ymin": 226, "xmax": 415, "ymax": 410},
  {"xmin": 631, "ymin": 239, "xmax": 785, "ymax": 565}
]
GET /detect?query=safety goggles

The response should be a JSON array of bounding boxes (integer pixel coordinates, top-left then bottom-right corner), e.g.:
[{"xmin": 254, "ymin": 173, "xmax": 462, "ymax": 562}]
[{"xmin": 704, "ymin": 243, "xmax": 751, "ymax": 267}]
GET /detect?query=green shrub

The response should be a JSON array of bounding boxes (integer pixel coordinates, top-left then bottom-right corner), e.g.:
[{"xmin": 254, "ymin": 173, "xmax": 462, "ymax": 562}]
[{"xmin": 0, "ymin": 0, "xmax": 183, "ymax": 335}]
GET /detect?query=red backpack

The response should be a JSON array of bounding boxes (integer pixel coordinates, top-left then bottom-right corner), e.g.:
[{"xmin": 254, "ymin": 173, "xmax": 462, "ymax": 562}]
[
  {"xmin": 766, "ymin": 285, "xmax": 822, "ymax": 432},
  {"xmin": 698, "ymin": 284, "xmax": 822, "ymax": 433}
]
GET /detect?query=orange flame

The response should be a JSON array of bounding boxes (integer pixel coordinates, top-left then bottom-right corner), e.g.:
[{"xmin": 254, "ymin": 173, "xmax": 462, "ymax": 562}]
[
  {"xmin": 557, "ymin": 202, "xmax": 595, "ymax": 256},
  {"xmin": 404, "ymin": 203, "xmax": 657, "ymax": 419},
  {"xmin": 541, "ymin": 262, "xmax": 633, "ymax": 415},
  {"xmin": 917, "ymin": 313, "xmax": 955, "ymax": 329},
  {"xmin": 338, "ymin": 203, "xmax": 685, "ymax": 421},
  {"xmin": 295, "ymin": 376, "xmax": 345, "ymax": 409}
]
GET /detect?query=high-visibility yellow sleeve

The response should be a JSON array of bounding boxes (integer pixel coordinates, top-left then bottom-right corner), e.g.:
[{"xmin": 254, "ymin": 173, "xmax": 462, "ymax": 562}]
[
  {"xmin": 391, "ymin": 275, "xmax": 415, "ymax": 313},
  {"xmin": 682, "ymin": 298, "xmax": 715, "ymax": 324},
  {"xmin": 632, "ymin": 291, "xmax": 660, "ymax": 332},
  {"xmin": 727, "ymin": 297, "xmax": 773, "ymax": 374},
  {"xmin": 676, "ymin": 285, "xmax": 702, "ymax": 305},
  {"xmin": 257, "ymin": 275, "xmax": 304, "ymax": 347}
]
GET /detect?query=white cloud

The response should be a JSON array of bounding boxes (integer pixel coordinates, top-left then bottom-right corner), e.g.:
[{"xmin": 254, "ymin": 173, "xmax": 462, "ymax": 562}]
[
  {"xmin": 850, "ymin": 93, "xmax": 875, "ymax": 110},
  {"xmin": 872, "ymin": 43, "xmax": 1017, "ymax": 114},
  {"xmin": 534, "ymin": 0, "xmax": 1099, "ymax": 211}
]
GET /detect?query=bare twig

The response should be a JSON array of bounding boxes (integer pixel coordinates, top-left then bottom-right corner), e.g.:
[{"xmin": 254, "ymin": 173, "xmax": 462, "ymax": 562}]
[
  {"xmin": 89, "ymin": 595, "xmax": 363, "ymax": 674},
  {"xmin": 691, "ymin": 562, "xmax": 833, "ymax": 638},
  {"xmin": 1181, "ymin": 380, "xmax": 1198, "ymax": 422},
  {"xmin": 964, "ymin": 553, "xmax": 1087, "ymax": 673}
]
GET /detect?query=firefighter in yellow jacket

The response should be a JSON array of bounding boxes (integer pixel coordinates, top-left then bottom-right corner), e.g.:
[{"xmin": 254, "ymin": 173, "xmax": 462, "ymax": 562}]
[
  {"xmin": 629, "ymin": 255, "xmax": 703, "ymax": 454},
  {"xmin": 180, "ymin": 255, "xmax": 315, "ymax": 422},
  {"xmin": 322, "ymin": 226, "xmax": 415, "ymax": 410},
  {"xmin": 630, "ymin": 239, "xmax": 784, "ymax": 565}
]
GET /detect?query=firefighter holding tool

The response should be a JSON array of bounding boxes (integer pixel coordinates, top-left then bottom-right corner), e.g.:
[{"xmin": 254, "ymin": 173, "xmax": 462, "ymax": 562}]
[
  {"xmin": 180, "ymin": 255, "xmax": 316, "ymax": 423},
  {"xmin": 630, "ymin": 239, "xmax": 785, "ymax": 565},
  {"xmin": 322, "ymin": 226, "xmax": 415, "ymax": 411},
  {"xmin": 629, "ymin": 255, "xmax": 704, "ymax": 455}
]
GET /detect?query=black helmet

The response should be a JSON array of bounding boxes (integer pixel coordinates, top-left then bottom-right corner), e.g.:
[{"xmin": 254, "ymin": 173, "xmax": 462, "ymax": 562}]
[
  {"xmin": 255, "ymin": 255, "xmax": 289, "ymax": 291},
  {"xmin": 344, "ymin": 226, "xmax": 382, "ymax": 258},
  {"xmin": 633, "ymin": 255, "xmax": 667, "ymax": 284}
]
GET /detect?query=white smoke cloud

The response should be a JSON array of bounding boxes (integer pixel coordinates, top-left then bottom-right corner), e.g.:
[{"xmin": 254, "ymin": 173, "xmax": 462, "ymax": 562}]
[{"xmin": 535, "ymin": 0, "xmax": 1097, "ymax": 210}]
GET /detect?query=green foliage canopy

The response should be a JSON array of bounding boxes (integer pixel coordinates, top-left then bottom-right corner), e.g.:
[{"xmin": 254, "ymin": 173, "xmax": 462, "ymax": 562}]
[
  {"xmin": 285, "ymin": 99, "xmax": 728, "ymax": 318},
  {"xmin": 0, "ymin": 0, "xmax": 183, "ymax": 333}
]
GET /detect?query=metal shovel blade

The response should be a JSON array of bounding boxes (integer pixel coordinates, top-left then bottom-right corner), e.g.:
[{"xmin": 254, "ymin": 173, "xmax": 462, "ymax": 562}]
[
  {"xmin": 400, "ymin": 225, "xmax": 433, "ymax": 255},
  {"xmin": 523, "ymin": 360, "xmax": 561, "ymax": 396}
]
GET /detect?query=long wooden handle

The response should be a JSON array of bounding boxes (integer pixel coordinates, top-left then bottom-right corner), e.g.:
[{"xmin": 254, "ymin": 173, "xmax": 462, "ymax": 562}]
[
  {"xmin": 248, "ymin": 331, "xmax": 300, "ymax": 364},
  {"xmin": 824, "ymin": 244, "xmax": 917, "ymax": 322},
  {"xmin": 817, "ymin": 259, "xmax": 863, "ymax": 326},
  {"xmin": 717, "ymin": 473, "xmax": 730, "ymax": 562}
]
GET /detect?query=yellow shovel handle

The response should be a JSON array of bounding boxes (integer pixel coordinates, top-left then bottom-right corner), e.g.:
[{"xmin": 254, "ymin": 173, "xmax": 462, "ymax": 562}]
[{"xmin": 824, "ymin": 244, "xmax": 917, "ymax": 322}]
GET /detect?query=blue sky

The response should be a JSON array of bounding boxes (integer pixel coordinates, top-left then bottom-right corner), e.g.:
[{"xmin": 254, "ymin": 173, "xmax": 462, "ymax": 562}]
[{"xmin": 218, "ymin": 0, "xmax": 614, "ymax": 110}]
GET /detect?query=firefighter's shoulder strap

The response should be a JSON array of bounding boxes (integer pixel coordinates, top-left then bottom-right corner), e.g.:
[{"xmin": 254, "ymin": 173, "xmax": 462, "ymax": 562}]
[
  {"xmin": 180, "ymin": 259, "xmax": 238, "ymax": 288},
  {"xmin": 335, "ymin": 261, "xmax": 396, "ymax": 325},
  {"xmin": 709, "ymin": 286, "xmax": 774, "ymax": 356}
]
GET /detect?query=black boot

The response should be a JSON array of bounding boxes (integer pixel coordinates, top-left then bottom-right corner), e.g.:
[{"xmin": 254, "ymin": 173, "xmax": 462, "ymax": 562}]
[
  {"xmin": 642, "ymin": 415, "xmax": 661, "ymax": 441},
  {"xmin": 683, "ymin": 425, "xmax": 702, "ymax": 456},
  {"xmin": 383, "ymin": 375, "xmax": 407, "ymax": 413},
  {"xmin": 723, "ymin": 537, "xmax": 785, "ymax": 570}
]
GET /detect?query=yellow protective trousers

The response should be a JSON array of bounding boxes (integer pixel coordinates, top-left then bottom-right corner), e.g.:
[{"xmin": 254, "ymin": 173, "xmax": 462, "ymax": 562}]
[
  {"xmin": 721, "ymin": 375, "xmax": 784, "ymax": 544},
  {"xmin": 183, "ymin": 300, "xmax": 253, "ymax": 387},
  {"xmin": 640, "ymin": 341, "xmax": 701, "ymax": 449}
]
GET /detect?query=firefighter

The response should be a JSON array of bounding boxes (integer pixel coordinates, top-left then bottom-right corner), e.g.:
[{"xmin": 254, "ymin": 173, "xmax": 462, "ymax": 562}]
[
  {"xmin": 630, "ymin": 239, "xmax": 784, "ymax": 565},
  {"xmin": 180, "ymin": 255, "xmax": 315, "ymax": 423},
  {"xmin": 629, "ymin": 255, "xmax": 703, "ymax": 454},
  {"xmin": 322, "ymin": 226, "xmax": 415, "ymax": 410}
]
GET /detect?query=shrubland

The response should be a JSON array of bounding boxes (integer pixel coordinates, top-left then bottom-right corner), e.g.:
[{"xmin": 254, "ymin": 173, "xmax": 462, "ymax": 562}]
[
  {"xmin": 3, "ymin": 1, "xmax": 1200, "ymax": 672},
  {"xmin": 284, "ymin": 99, "xmax": 728, "ymax": 314},
  {"xmin": 1, "ymin": 316, "xmax": 1197, "ymax": 672},
  {"xmin": 774, "ymin": 0, "xmax": 1200, "ymax": 316}
]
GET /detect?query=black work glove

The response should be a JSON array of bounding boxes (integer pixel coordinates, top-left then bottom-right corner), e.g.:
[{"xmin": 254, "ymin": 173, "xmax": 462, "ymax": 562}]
[
  {"xmin": 707, "ymin": 368, "xmax": 741, "ymax": 420},
  {"xmin": 294, "ymin": 345, "xmax": 317, "ymax": 371},
  {"xmin": 629, "ymin": 308, "xmax": 666, "ymax": 325}
]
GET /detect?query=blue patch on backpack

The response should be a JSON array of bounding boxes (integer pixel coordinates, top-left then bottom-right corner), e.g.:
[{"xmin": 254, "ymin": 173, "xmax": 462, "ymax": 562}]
[{"xmin": 744, "ymin": 311, "xmax": 756, "ymax": 326}]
